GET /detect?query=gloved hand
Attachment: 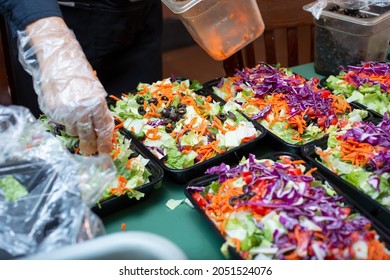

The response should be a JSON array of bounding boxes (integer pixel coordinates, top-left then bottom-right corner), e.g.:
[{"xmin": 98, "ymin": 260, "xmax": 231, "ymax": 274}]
[{"xmin": 17, "ymin": 17, "xmax": 114, "ymax": 155}]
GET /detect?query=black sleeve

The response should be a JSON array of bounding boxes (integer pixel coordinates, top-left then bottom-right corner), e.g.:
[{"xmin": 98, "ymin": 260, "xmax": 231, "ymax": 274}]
[{"xmin": 0, "ymin": 0, "xmax": 63, "ymax": 32}]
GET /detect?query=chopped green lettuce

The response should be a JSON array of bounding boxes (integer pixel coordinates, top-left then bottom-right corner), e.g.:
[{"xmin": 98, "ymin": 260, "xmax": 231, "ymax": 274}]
[{"xmin": 0, "ymin": 175, "xmax": 28, "ymax": 202}]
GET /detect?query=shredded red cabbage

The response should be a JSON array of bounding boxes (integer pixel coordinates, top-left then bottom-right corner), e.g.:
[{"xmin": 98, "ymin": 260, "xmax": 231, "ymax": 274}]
[
  {"xmin": 343, "ymin": 113, "xmax": 390, "ymax": 148},
  {"xmin": 203, "ymin": 154, "xmax": 373, "ymax": 258},
  {"xmin": 339, "ymin": 61, "xmax": 390, "ymax": 93}
]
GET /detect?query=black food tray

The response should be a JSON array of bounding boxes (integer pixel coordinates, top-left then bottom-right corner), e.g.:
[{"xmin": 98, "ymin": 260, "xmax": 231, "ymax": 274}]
[
  {"xmin": 109, "ymin": 77, "xmax": 267, "ymax": 184},
  {"xmin": 301, "ymin": 136, "xmax": 390, "ymax": 234},
  {"xmin": 0, "ymin": 160, "xmax": 58, "ymax": 259},
  {"xmin": 203, "ymin": 78, "xmax": 373, "ymax": 156},
  {"xmin": 185, "ymin": 152, "xmax": 390, "ymax": 260},
  {"xmin": 91, "ymin": 132, "xmax": 164, "ymax": 217}
]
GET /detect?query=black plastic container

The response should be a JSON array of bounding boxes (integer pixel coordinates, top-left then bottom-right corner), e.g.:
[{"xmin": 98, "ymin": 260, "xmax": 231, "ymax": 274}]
[
  {"xmin": 203, "ymin": 77, "xmax": 373, "ymax": 156},
  {"xmin": 91, "ymin": 132, "xmax": 164, "ymax": 217},
  {"xmin": 185, "ymin": 152, "xmax": 390, "ymax": 260},
  {"xmin": 301, "ymin": 136, "xmax": 390, "ymax": 234},
  {"xmin": 0, "ymin": 160, "xmax": 58, "ymax": 259},
  {"xmin": 108, "ymin": 78, "xmax": 267, "ymax": 184}
]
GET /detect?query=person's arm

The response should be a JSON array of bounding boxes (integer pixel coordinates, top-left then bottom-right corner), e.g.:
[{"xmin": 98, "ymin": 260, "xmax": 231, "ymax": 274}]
[{"xmin": 0, "ymin": 1, "xmax": 114, "ymax": 155}]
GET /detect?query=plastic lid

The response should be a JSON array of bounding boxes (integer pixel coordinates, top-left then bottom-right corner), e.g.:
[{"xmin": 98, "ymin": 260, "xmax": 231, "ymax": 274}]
[
  {"xmin": 303, "ymin": 2, "xmax": 390, "ymax": 26},
  {"xmin": 161, "ymin": 0, "xmax": 202, "ymax": 14}
]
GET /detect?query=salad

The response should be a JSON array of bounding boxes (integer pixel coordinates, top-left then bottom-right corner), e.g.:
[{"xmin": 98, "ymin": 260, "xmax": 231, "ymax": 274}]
[
  {"xmin": 187, "ymin": 154, "xmax": 390, "ymax": 260},
  {"xmin": 210, "ymin": 62, "xmax": 369, "ymax": 145},
  {"xmin": 0, "ymin": 175, "xmax": 28, "ymax": 202},
  {"xmin": 325, "ymin": 61, "xmax": 390, "ymax": 117},
  {"xmin": 110, "ymin": 78, "xmax": 261, "ymax": 170},
  {"xmin": 39, "ymin": 115, "xmax": 151, "ymax": 204},
  {"xmin": 314, "ymin": 114, "xmax": 390, "ymax": 210}
]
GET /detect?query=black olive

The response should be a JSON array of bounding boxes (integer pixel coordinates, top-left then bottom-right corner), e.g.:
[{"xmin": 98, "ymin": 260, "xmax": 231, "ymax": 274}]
[
  {"xmin": 53, "ymin": 125, "xmax": 64, "ymax": 136},
  {"xmin": 303, "ymin": 114, "xmax": 312, "ymax": 124},
  {"xmin": 387, "ymin": 177, "xmax": 390, "ymax": 185},
  {"xmin": 238, "ymin": 192, "xmax": 255, "ymax": 202},
  {"xmin": 136, "ymin": 96, "xmax": 144, "ymax": 105},
  {"xmin": 364, "ymin": 163, "xmax": 375, "ymax": 172},
  {"xmin": 167, "ymin": 105, "xmax": 175, "ymax": 112},
  {"xmin": 163, "ymin": 118, "xmax": 172, "ymax": 125},
  {"xmin": 169, "ymin": 112, "xmax": 178, "ymax": 121},
  {"xmin": 229, "ymin": 196, "xmax": 239, "ymax": 206},
  {"xmin": 148, "ymin": 98, "xmax": 158, "ymax": 105},
  {"xmin": 178, "ymin": 103, "xmax": 186, "ymax": 109},
  {"xmin": 248, "ymin": 191, "xmax": 256, "ymax": 197},
  {"xmin": 165, "ymin": 124, "xmax": 175, "ymax": 133},
  {"xmin": 161, "ymin": 108, "xmax": 169, "ymax": 118},
  {"xmin": 227, "ymin": 111, "xmax": 236, "ymax": 120},
  {"xmin": 217, "ymin": 113, "xmax": 227, "ymax": 121},
  {"xmin": 138, "ymin": 106, "xmax": 146, "ymax": 115},
  {"xmin": 207, "ymin": 134, "xmax": 216, "ymax": 142},
  {"xmin": 177, "ymin": 107, "xmax": 187, "ymax": 114},
  {"xmin": 161, "ymin": 96, "xmax": 169, "ymax": 101},
  {"xmin": 328, "ymin": 4, "xmax": 339, "ymax": 12}
]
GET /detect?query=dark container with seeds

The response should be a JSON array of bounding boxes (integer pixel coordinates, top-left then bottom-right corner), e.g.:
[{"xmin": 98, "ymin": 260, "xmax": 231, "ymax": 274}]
[{"xmin": 303, "ymin": 2, "xmax": 390, "ymax": 76}]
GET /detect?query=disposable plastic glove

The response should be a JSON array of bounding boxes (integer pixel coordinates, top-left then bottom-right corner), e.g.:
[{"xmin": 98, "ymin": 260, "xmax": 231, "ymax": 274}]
[{"xmin": 17, "ymin": 17, "xmax": 114, "ymax": 155}]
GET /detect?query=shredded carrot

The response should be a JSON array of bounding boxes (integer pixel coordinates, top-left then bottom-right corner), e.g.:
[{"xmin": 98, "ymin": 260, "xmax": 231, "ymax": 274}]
[
  {"xmin": 125, "ymin": 158, "xmax": 136, "ymax": 169},
  {"xmin": 212, "ymin": 116, "xmax": 226, "ymax": 134},
  {"xmin": 339, "ymin": 138, "xmax": 375, "ymax": 167},
  {"xmin": 316, "ymin": 148, "xmax": 337, "ymax": 174},
  {"xmin": 367, "ymin": 237, "xmax": 390, "ymax": 260},
  {"xmin": 109, "ymin": 94, "xmax": 121, "ymax": 101},
  {"xmin": 111, "ymin": 148, "xmax": 121, "ymax": 159},
  {"xmin": 114, "ymin": 122, "xmax": 124, "ymax": 130},
  {"xmin": 145, "ymin": 127, "xmax": 162, "ymax": 140},
  {"xmin": 305, "ymin": 167, "xmax": 317, "ymax": 176}
]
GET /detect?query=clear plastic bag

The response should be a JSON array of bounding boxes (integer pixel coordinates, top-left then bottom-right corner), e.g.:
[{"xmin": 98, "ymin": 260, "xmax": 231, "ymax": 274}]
[
  {"xmin": 0, "ymin": 105, "xmax": 117, "ymax": 259},
  {"xmin": 305, "ymin": 0, "xmax": 390, "ymax": 19}
]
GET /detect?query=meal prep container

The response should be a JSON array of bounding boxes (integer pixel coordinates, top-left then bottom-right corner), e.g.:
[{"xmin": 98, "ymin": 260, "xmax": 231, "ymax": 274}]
[
  {"xmin": 0, "ymin": 158, "xmax": 105, "ymax": 260},
  {"xmin": 40, "ymin": 116, "xmax": 164, "ymax": 217},
  {"xmin": 301, "ymin": 134, "xmax": 390, "ymax": 235},
  {"xmin": 185, "ymin": 152, "xmax": 390, "ymax": 259},
  {"xmin": 108, "ymin": 78, "xmax": 267, "ymax": 184},
  {"xmin": 203, "ymin": 77, "xmax": 373, "ymax": 156},
  {"xmin": 0, "ymin": 160, "xmax": 56, "ymax": 259},
  {"xmin": 161, "ymin": 0, "xmax": 264, "ymax": 60},
  {"xmin": 304, "ymin": 2, "xmax": 390, "ymax": 76},
  {"xmin": 91, "ymin": 132, "xmax": 164, "ymax": 217}
]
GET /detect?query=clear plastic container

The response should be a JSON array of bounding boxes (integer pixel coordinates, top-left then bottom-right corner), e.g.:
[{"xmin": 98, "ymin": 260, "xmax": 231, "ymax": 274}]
[
  {"xmin": 303, "ymin": 2, "xmax": 390, "ymax": 76},
  {"xmin": 162, "ymin": 0, "xmax": 265, "ymax": 61}
]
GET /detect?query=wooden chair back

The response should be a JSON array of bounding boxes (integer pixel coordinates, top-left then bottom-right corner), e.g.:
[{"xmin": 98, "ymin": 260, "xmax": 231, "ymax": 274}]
[{"xmin": 223, "ymin": 0, "xmax": 315, "ymax": 76}]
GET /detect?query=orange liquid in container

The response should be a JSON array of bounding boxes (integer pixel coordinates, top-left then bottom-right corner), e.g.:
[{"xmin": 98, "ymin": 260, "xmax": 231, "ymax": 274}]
[{"xmin": 177, "ymin": 0, "xmax": 265, "ymax": 60}]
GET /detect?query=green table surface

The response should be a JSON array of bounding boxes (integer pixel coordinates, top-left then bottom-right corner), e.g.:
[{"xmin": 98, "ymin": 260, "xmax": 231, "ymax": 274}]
[{"xmin": 102, "ymin": 63, "xmax": 325, "ymax": 260}]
